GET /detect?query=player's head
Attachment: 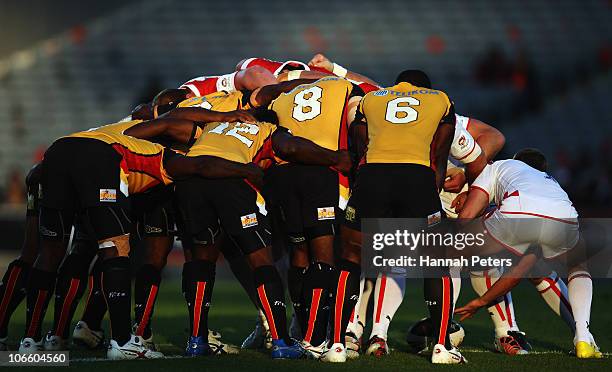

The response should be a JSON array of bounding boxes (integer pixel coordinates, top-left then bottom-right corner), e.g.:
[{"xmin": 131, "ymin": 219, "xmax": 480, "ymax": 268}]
[
  {"xmin": 250, "ymin": 107, "xmax": 279, "ymax": 124},
  {"xmin": 513, "ymin": 148, "xmax": 547, "ymax": 171},
  {"xmin": 131, "ymin": 103, "xmax": 154, "ymax": 120},
  {"xmin": 395, "ymin": 70, "xmax": 432, "ymax": 88}
]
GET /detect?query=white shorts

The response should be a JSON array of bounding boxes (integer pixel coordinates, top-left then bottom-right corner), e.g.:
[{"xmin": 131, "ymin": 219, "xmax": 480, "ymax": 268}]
[
  {"xmin": 483, "ymin": 209, "xmax": 579, "ymax": 259},
  {"xmin": 215, "ymin": 72, "xmax": 237, "ymax": 92}
]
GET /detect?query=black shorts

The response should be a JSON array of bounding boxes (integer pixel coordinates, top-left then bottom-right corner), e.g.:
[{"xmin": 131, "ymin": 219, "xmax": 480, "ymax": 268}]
[
  {"xmin": 343, "ymin": 164, "xmax": 442, "ymax": 231},
  {"xmin": 175, "ymin": 177, "xmax": 270, "ymax": 255},
  {"xmin": 131, "ymin": 185, "xmax": 177, "ymax": 238},
  {"xmin": 39, "ymin": 138, "xmax": 131, "ymax": 242},
  {"xmin": 41, "ymin": 137, "xmax": 130, "ymax": 210},
  {"xmin": 272, "ymin": 164, "xmax": 340, "ymax": 243}
]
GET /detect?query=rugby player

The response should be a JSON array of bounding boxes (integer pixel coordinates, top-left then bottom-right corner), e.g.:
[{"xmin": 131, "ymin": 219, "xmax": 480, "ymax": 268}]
[
  {"xmin": 19, "ymin": 109, "xmax": 260, "ymax": 360},
  {"xmin": 268, "ymin": 76, "xmax": 364, "ymax": 356},
  {"xmin": 125, "ymin": 108, "xmax": 353, "ymax": 358},
  {"xmin": 454, "ymin": 149, "xmax": 603, "ymax": 359},
  {"xmin": 323, "ymin": 70, "xmax": 465, "ymax": 364}
]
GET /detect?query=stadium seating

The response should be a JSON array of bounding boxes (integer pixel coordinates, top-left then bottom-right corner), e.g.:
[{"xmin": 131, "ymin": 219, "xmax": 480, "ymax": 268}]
[{"xmin": 0, "ymin": 0, "xmax": 610, "ymax": 179}]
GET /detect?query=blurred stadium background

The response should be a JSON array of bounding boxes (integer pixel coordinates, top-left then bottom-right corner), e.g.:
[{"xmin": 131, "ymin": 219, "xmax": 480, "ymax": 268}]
[{"xmin": 0, "ymin": 0, "xmax": 610, "ymax": 249}]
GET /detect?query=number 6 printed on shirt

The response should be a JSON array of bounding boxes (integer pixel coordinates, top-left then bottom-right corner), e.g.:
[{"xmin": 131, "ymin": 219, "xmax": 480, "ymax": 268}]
[{"xmin": 385, "ymin": 96, "xmax": 420, "ymax": 124}]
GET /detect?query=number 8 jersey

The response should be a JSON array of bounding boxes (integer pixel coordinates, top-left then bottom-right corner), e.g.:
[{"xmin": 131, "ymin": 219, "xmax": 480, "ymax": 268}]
[
  {"xmin": 359, "ymin": 82, "xmax": 454, "ymax": 166},
  {"xmin": 269, "ymin": 77, "xmax": 362, "ymax": 151}
]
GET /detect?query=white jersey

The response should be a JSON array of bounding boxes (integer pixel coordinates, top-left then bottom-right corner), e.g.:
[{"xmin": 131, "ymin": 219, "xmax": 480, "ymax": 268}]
[
  {"xmin": 471, "ymin": 159, "xmax": 578, "ymax": 219},
  {"xmin": 474, "ymin": 159, "xmax": 579, "ymax": 258}
]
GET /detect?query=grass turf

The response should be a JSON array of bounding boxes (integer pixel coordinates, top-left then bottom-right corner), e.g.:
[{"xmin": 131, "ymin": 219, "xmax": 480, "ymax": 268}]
[{"xmin": 4, "ymin": 277, "xmax": 612, "ymax": 371}]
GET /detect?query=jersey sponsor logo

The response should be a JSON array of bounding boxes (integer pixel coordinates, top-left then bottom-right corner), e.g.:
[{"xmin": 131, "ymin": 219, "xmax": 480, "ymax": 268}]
[
  {"xmin": 144, "ymin": 225, "xmax": 163, "ymax": 234},
  {"xmin": 427, "ymin": 211, "xmax": 442, "ymax": 227},
  {"xmin": 100, "ymin": 188, "xmax": 117, "ymax": 202},
  {"xmin": 317, "ymin": 207, "xmax": 336, "ymax": 220},
  {"xmin": 373, "ymin": 90, "xmax": 389, "ymax": 96},
  {"xmin": 458, "ymin": 135, "xmax": 467, "ymax": 148},
  {"xmin": 241, "ymin": 213, "xmax": 258, "ymax": 228},
  {"xmin": 39, "ymin": 225, "xmax": 58, "ymax": 237},
  {"xmin": 345, "ymin": 206, "xmax": 356, "ymax": 222}
]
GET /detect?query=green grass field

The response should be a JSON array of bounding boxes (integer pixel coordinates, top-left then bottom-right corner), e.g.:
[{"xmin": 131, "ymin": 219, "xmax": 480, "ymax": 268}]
[{"xmin": 4, "ymin": 277, "xmax": 612, "ymax": 371}]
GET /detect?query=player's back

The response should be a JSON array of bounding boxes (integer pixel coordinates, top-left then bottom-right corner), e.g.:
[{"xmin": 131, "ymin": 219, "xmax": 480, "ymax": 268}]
[
  {"xmin": 482, "ymin": 159, "xmax": 577, "ymax": 218},
  {"xmin": 66, "ymin": 120, "xmax": 164, "ymax": 156},
  {"xmin": 270, "ymin": 77, "xmax": 354, "ymax": 151},
  {"xmin": 177, "ymin": 90, "xmax": 250, "ymax": 112},
  {"xmin": 187, "ymin": 121, "xmax": 276, "ymax": 164},
  {"xmin": 361, "ymin": 82, "xmax": 453, "ymax": 167}
]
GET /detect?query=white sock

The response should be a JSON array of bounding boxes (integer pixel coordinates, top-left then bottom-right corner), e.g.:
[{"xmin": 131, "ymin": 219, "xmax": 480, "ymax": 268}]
[
  {"xmin": 370, "ymin": 274, "xmax": 405, "ymax": 340},
  {"xmin": 533, "ymin": 271, "xmax": 575, "ymax": 332},
  {"xmin": 450, "ymin": 266, "xmax": 462, "ymax": 309},
  {"xmin": 346, "ymin": 277, "xmax": 366, "ymax": 338},
  {"xmin": 568, "ymin": 270, "xmax": 593, "ymax": 344},
  {"xmin": 470, "ymin": 269, "xmax": 518, "ymax": 338}
]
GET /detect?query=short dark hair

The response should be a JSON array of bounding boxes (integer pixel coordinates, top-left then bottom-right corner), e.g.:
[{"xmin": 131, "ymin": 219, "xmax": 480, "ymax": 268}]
[
  {"xmin": 513, "ymin": 148, "xmax": 547, "ymax": 172},
  {"xmin": 251, "ymin": 107, "xmax": 279, "ymax": 124},
  {"xmin": 395, "ymin": 70, "xmax": 432, "ymax": 88}
]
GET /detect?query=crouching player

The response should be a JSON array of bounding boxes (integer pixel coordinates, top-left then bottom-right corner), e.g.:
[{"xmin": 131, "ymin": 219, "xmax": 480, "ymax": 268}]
[
  {"xmin": 19, "ymin": 110, "xmax": 261, "ymax": 360},
  {"xmin": 455, "ymin": 149, "xmax": 603, "ymax": 359}
]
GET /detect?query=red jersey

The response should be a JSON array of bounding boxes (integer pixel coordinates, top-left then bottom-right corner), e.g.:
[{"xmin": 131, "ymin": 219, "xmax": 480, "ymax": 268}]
[{"xmin": 179, "ymin": 72, "xmax": 237, "ymax": 97}]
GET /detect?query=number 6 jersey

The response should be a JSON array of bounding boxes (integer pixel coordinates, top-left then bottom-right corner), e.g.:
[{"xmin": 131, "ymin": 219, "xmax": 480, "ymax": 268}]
[{"xmin": 358, "ymin": 82, "xmax": 454, "ymax": 166}]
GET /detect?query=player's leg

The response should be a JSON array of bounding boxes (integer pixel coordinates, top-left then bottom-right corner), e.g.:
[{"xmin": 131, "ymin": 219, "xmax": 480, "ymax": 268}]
[
  {"xmin": 0, "ymin": 165, "xmax": 41, "ymax": 349},
  {"xmin": 366, "ymin": 274, "xmax": 406, "ymax": 357},
  {"xmin": 45, "ymin": 227, "xmax": 97, "ymax": 350},
  {"xmin": 287, "ymin": 243, "xmax": 308, "ymax": 338},
  {"xmin": 300, "ymin": 166, "xmax": 341, "ymax": 350},
  {"xmin": 345, "ymin": 277, "xmax": 368, "ymax": 358},
  {"xmin": 530, "ymin": 272, "xmax": 575, "ymax": 332},
  {"xmin": 175, "ymin": 177, "xmax": 220, "ymax": 357},
  {"xmin": 470, "ymin": 268, "xmax": 531, "ymax": 355},
  {"xmin": 73, "ymin": 256, "xmax": 106, "ymax": 349},
  {"xmin": 214, "ymin": 177, "xmax": 305, "ymax": 359}
]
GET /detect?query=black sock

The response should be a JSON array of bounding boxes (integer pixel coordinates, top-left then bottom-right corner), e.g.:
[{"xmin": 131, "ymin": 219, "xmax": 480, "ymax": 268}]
[
  {"xmin": 424, "ymin": 273, "xmax": 453, "ymax": 349},
  {"xmin": 80, "ymin": 258, "xmax": 106, "ymax": 331},
  {"xmin": 253, "ymin": 265, "xmax": 288, "ymax": 341},
  {"xmin": 0, "ymin": 259, "xmax": 31, "ymax": 338},
  {"xmin": 329, "ymin": 259, "xmax": 360, "ymax": 346},
  {"xmin": 226, "ymin": 255, "xmax": 259, "ymax": 308},
  {"xmin": 24, "ymin": 268, "xmax": 56, "ymax": 340},
  {"xmin": 52, "ymin": 253, "xmax": 90, "ymax": 338},
  {"xmin": 287, "ymin": 265, "xmax": 306, "ymax": 335},
  {"xmin": 183, "ymin": 260, "xmax": 215, "ymax": 338},
  {"xmin": 101, "ymin": 257, "xmax": 132, "ymax": 345},
  {"xmin": 303, "ymin": 262, "xmax": 335, "ymax": 345},
  {"xmin": 134, "ymin": 264, "xmax": 162, "ymax": 339}
]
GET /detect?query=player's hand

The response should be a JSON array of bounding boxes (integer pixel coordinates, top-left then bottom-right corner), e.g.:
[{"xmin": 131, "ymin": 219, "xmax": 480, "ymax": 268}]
[
  {"xmin": 244, "ymin": 163, "xmax": 264, "ymax": 190},
  {"xmin": 455, "ymin": 298, "xmax": 486, "ymax": 321},
  {"xmin": 443, "ymin": 169, "xmax": 467, "ymax": 193},
  {"xmin": 308, "ymin": 53, "xmax": 333, "ymax": 71},
  {"xmin": 224, "ymin": 110, "xmax": 257, "ymax": 123},
  {"xmin": 333, "ymin": 150, "xmax": 353, "ymax": 175},
  {"xmin": 451, "ymin": 191, "xmax": 469, "ymax": 213}
]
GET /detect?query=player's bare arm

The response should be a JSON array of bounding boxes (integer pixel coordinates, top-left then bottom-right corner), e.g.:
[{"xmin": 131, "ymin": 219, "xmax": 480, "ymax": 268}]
[
  {"xmin": 467, "ymin": 118, "xmax": 506, "ymax": 159},
  {"xmin": 163, "ymin": 107, "xmax": 256, "ymax": 123},
  {"xmin": 308, "ymin": 53, "xmax": 381, "ymax": 87},
  {"xmin": 455, "ymin": 254, "xmax": 538, "ymax": 321},
  {"xmin": 234, "ymin": 66, "xmax": 277, "ymax": 90},
  {"xmin": 165, "ymin": 155, "xmax": 263, "ymax": 187},
  {"xmin": 249, "ymin": 78, "xmax": 318, "ymax": 107},
  {"xmin": 271, "ymin": 130, "xmax": 352, "ymax": 174},
  {"xmin": 430, "ymin": 112, "xmax": 456, "ymax": 191},
  {"xmin": 124, "ymin": 118, "xmax": 197, "ymax": 144},
  {"xmin": 276, "ymin": 70, "xmax": 329, "ymax": 82},
  {"xmin": 456, "ymin": 186, "xmax": 489, "ymax": 218}
]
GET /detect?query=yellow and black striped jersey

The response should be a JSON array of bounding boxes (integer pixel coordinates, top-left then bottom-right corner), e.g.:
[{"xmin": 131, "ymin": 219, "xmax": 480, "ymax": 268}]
[{"xmin": 358, "ymin": 82, "xmax": 453, "ymax": 166}]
